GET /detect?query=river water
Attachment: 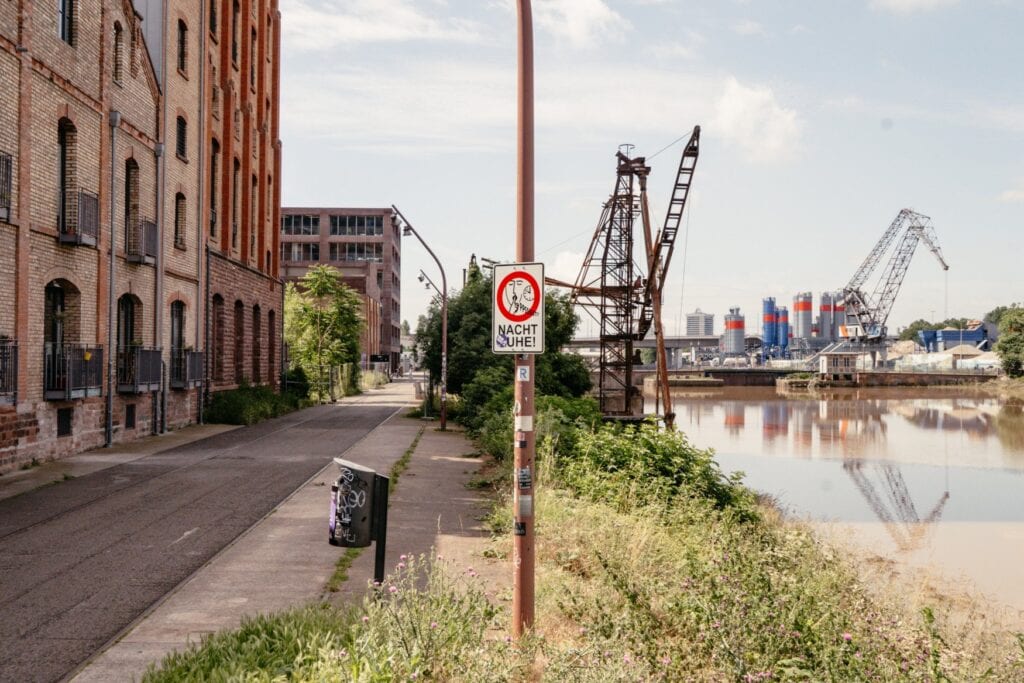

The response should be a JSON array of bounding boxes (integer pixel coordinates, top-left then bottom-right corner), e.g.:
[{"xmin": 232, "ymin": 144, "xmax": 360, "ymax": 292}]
[{"xmin": 654, "ymin": 387, "xmax": 1024, "ymax": 614}]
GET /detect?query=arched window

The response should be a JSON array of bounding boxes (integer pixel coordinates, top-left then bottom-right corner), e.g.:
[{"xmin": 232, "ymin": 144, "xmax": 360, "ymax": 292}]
[
  {"xmin": 251, "ymin": 305, "xmax": 261, "ymax": 383},
  {"xmin": 250, "ymin": 174, "xmax": 257, "ymax": 260},
  {"xmin": 113, "ymin": 23, "xmax": 124, "ymax": 83},
  {"xmin": 116, "ymin": 294, "xmax": 141, "ymax": 349},
  {"xmin": 231, "ymin": 158, "xmax": 239, "ymax": 248},
  {"xmin": 233, "ymin": 300, "xmax": 244, "ymax": 382},
  {"xmin": 176, "ymin": 116, "xmax": 187, "ymax": 159},
  {"xmin": 57, "ymin": 119, "xmax": 77, "ymax": 235},
  {"xmin": 170, "ymin": 300, "xmax": 185, "ymax": 352},
  {"xmin": 124, "ymin": 158, "xmax": 139, "ymax": 251},
  {"xmin": 174, "ymin": 193, "xmax": 186, "ymax": 248},
  {"xmin": 209, "ymin": 139, "xmax": 219, "ymax": 237},
  {"xmin": 267, "ymin": 309, "xmax": 276, "ymax": 385},
  {"xmin": 177, "ymin": 20, "xmax": 188, "ymax": 74},
  {"xmin": 211, "ymin": 294, "xmax": 225, "ymax": 380},
  {"xmin": 250, "ymin": 28, "xmax": 257, "ymax": 88},
  {"xmin": 231, "ymin": 0, "xmax": 240, "ymax": 63},
  {"xmin": 58, "ymin": 0, "xmax": 74, "ymax": 45}
]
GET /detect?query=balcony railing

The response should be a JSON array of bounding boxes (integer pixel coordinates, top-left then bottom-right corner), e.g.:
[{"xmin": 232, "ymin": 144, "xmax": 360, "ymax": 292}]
[
  {"xmin": 0, "ymin": 339, "xmax": 17, "ymax": 403},
  {"xmin": 58, "ymin": 189, "xmax": 99, "ymax": 247},
  {"xmin": 170, "ymin": 348, "xmax": 204, "ymax": 389},
  {"xmin": 44, "ymin": 343, "xmax": 103, "ymax": 400},
  {"xmin": 117, "ymin": 346, "xmax": 162, "ymax": 393},
  {"xmin": 0, "ymin": 151, "xmax": 12, "ymax": 223},
  {"xmin": 126, "ymin": 218, "xmax": 158, "ymax": 264}
]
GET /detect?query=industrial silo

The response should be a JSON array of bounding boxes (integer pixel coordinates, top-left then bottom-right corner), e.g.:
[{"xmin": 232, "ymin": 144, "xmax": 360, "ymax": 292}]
[
  {"xmin": 793, "ymin": 292, "xmax": 813, "ymax": 340},
  {"xmin": 778, "ymin": 307, "xmax": 790, "ymax": 352},
  {"xmin": 833, "ymin": 293, "xmax": 846, "ymax": 338},
  {"xmin": 819, "ymin": 292, "xmax": 834, "ymax": 342},
  {"xmin": 723, "ymin": 307, "xmax": 745, "ymax": 355},
  {"xmin": 762, "ymin": 298, "xmax": 777, "ymax": 349}
]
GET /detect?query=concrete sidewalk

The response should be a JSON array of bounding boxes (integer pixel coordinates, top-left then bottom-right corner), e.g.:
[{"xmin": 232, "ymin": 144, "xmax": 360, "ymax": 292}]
[
  {"xmin": 0, "ymin": 423, "xmax": 239, "ymax": 503},
  {"xmin": 72, "ymin": 380, "xmax": 506, "ymax": 682}
]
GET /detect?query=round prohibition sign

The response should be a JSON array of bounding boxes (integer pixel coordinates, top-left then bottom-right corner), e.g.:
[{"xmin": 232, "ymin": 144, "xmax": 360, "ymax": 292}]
[{"xmin": 497, "ymin": 270, "xmax": 541, "ymax": 323}]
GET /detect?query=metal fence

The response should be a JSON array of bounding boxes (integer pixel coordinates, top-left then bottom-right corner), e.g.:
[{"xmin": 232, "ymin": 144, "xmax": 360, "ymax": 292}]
[
  {"xmin": 44, "ymin": 343, "xmax": 103, "ymax": 400},
  {"xmin": 170, "ymin": 348, "xmax": 204, "ymax": 389},
  {"xmin": 0, "ymin": 339, "xmax": 17, "ymax": 402},
  {"xmin": 0, "ymin": 151, "xmax": 12, "ymax": 223},
  {"xmin": 116, "ymin": 346, "xmax": 162, "ymax": 393},
  {"xmin": 126, "ymin": 218, "xmax": 158, "ymax": 263},
  {"xmin": 58, "ymin": 189, "xmax": 99, "ymax": 246}
]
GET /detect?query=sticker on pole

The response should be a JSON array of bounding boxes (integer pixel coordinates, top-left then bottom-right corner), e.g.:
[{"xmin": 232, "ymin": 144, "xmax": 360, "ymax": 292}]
[{"xmin": 492, "ymin": 262, "xmax": 544, "ymax": 354}]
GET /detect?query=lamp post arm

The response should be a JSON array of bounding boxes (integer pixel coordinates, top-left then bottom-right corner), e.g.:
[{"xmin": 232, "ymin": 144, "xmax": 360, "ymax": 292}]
[{"xmin": 392, "ymin": 205, "xmax": 448, "ymax": 431}]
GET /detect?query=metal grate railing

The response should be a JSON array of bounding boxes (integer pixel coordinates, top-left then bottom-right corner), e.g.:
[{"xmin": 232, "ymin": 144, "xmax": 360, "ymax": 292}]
[
  {"xmin": 117, "ymin": 346, "xmax": 162, "ymax": 393},
  {"xmin": 0, "ymin": 151, "xmax": 12, "ymax": 223},
  {"xmin": 0, "ymin": 339, "xmax": 17, "ymax": 402},
  {"xmin": 170, "ymin": 348, "xmax": 204, "ymax": 389},
  {"xmin": 58, "ymin": 190, "xmax": 99, "ymax": 246},
  {"xmin": 44, "ymin": 343, "xmax": 103, "ymax": 400},
  {"xmin": 126, "ymin": 218, "xmax": 158, "ymax": 263}
]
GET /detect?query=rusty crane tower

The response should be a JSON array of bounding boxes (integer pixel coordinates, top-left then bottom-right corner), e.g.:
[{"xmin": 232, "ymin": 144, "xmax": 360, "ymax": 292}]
[{"xmin": 565, "ymin": 126, "xmax": 700, "ymax": 426}]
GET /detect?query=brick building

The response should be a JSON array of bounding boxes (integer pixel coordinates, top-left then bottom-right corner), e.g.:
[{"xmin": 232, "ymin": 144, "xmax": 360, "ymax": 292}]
[
  {"xmin": 280, "ymin": 208, "xmax": 400, "ymax": 368},
  {"xmin": 0, "ymin": 0, "xmax": 282, "ymax": 472}
]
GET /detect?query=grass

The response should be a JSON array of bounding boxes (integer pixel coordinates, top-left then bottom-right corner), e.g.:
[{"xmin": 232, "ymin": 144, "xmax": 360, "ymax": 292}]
[
  {"xmin": 144, "ymin": 410, "xmax": 1024, "ymax": 681},
  {"xmin": 19, "ymin": 457, "xmax": 40, "ymax": 471}
]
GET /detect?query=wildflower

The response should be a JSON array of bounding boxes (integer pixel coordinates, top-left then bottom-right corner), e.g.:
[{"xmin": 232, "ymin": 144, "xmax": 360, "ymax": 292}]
[
  {"xmin": 400, "ymin": 554, "xmax": 408, "ymax": 561},
  {"xmin": 362, "ymin": 615, "xmax": 369, "ymax": 624},
  {"xmin": 397, "ymin": 562, "xmax": 407, "ymax": 570},
  {"xmin": 842, "ymin": 632, "xmax": 853, "ymax": 643},
  {"xmin": 579, "ymin": 627, "xmax": 587, "ymax": 635},
  {"xmin": 410, "ymin": 674, "xmax": 418, "ymax": 681},
  {"xmin": 431, "ymin": 621, "xmax": 438, "ymax": 629},
  {"xmin": 661, "ymin": 656, "xmax": 671, "ymax": 666},
  {"xmin": 505, "ymin": 636, "xmax": 512, "ymax": 644},
  {"xmin": 336, "ymin": 648, "xmax": 347, "ymax": 659},
  {"xmin": 623, "ymin": 653, "xmax": 632, "ymax": 664},
  {"xmin": 712, "ymin": 621, "xmax": 721, "ymax": 629},
  {"xmin": 389, "ymin": 585, "xmax": 398, "ymax": 594},
  {"xmin": 436, "ymin": 553, "xmax": 444, "ymax": 560}
]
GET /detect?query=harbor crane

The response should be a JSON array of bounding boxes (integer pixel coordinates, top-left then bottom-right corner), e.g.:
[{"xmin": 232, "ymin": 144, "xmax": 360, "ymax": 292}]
[
  {"xmin": 841, "ymin": 209, "xmax": 949, "ymax": 342},
  {"xmin": 554, "ymin": 127, "xmax": 700, "ymax": 427}
]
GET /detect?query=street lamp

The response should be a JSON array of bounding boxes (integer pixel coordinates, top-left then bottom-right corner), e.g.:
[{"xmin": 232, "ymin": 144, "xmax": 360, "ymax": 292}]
[{"xmin": 393, "ymin": 205, "xmax": 448, "ymax": 431}]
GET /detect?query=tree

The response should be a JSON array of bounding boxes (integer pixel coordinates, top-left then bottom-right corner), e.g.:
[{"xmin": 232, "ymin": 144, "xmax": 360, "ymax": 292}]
[
  {"xmin": 899, "ymin": 317, "xmax": 970, "ymax": 342},
  {"xmin": 996, "ymin": 308, "xmax": 1024, "ymax": 378},
  {"xmin": 415, "ymin": 265, "xmax": 591, "ymax": 420},
  {"xmin": 985, "ymin": 304, "xmax": 1022, "ymax": 328},
  {"xmin": 284, "ymin": 266, "xmax": 364, "ymax": 400},
  {"xmin": 401, "ymin": 319, "xmax": 411, "ymax": 336}
]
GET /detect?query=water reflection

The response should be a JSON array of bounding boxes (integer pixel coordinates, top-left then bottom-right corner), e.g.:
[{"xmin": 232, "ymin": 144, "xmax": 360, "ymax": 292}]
[{"xmin": 661, "ymin": 388, "xmax": 1024, "ymax": 611}]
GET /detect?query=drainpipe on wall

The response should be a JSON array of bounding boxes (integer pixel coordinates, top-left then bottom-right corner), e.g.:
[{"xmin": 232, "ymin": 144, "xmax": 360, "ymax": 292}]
[
  {"xmin": 105, "ymin": 111, "xmax": 121, "ymax": 448},
  {"xmin": 196, "ymin": 0, "xmax": 208, "ymax": 425},
  {"xmin": 154, "ymin": 141, "xmax": 165, "ymax": 434}
]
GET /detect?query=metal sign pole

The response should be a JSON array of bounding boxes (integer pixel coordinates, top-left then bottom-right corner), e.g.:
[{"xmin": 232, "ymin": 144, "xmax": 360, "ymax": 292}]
[{"xmin": 513, "ymin": 0, "xmax": 535, "ymax": 638}]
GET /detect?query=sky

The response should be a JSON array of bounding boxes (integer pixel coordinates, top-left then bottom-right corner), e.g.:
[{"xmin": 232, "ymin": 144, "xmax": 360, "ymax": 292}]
[{"xmin": 277, "ymin": 0, "xmax": 1023, "ymax": 338}]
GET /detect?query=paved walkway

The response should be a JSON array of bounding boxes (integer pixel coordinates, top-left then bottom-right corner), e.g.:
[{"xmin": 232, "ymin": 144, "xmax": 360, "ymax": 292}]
[{"xmin": 70, "ymin": 380, "xmax": 506, "ymax": 682}]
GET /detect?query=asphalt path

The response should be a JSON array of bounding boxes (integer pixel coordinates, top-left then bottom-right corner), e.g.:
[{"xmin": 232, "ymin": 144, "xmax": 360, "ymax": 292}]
[{"xmin": 0, "ymin": 401, "xmax": 397, "ymax": 683}]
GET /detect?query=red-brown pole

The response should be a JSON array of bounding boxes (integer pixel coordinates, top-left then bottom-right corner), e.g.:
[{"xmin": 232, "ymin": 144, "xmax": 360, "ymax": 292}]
[{"xmin": 513, "ymin": 0, "xmax": 535, "ymax": 638}]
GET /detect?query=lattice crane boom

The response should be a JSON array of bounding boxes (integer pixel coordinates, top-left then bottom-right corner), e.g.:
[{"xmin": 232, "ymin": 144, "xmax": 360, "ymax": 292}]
[{"xmin": 842, "ymin": 209, "xmax": 948, "ymax": 341}]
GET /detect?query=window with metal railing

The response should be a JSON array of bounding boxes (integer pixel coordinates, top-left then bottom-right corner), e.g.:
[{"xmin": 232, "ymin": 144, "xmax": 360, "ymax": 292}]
[
  {"xmin": 126, "ymin": 218, "xmax": 157, "ymax": 264},
  {"xmin": 0, "ymin": 339, "xmax": 17, "ymax": 402},
  {"xmin": 44, "ymin": 343, "xmax": 103, "ymax": 400},
  {"xmin": 0, "ymin": 151, "xmax": 12, "ymax": 223}
]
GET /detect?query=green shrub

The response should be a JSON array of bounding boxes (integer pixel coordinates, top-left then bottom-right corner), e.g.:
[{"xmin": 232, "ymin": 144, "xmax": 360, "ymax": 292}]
[
  {"xmin": 557, "ymin": 421, "xmax": 757, "ymax": 520},
  {"xmin": 205, "ymin": 383, "xmax": 302, "ymax": 425}
]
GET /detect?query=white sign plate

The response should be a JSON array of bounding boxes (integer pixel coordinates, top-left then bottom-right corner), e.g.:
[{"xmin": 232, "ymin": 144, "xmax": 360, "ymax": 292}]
[{"xmin": 492, "ymin": 262, "xmax": 545, "ymax": 354}]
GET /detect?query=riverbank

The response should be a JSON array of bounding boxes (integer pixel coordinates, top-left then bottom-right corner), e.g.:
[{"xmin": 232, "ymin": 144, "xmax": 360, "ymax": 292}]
[{"xmin": 141, "ymin": 400, "xmax": 1023, "ymax": 681}]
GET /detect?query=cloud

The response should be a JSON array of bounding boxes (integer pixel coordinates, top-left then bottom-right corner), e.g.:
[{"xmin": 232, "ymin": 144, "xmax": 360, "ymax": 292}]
[
  {"xmin": 868, "ymin": 0, "xmax": 958, "ymax": 14},
  {"xmin": 732, "ymin": 20, "xmax": 766, "ymax": 37},
  {"xmin": 999, "ymin": 179, "xmax": 1024, "ymax": 203},
  {"xmin": 645, "ymin": 31, "xmax": 705, "ymax": 60},
  {"xmin": 280, "ymin": 0, "xmax": 484, "ymax": 50},
  {"xmin": 713, "ymin": 77, "xmax": 802, "ymax": 162},
  {"xmin": 532, "ymin": 0, "xmax": 629, "ymax": 48}
]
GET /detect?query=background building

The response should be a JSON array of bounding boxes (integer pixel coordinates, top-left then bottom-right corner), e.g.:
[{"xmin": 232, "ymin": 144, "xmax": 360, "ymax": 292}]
[
  {"xmin": 280, "ymin": 207, "xmax": 401, "ymax": 369},
  {"xmin": 686, "ymin": 309, "xmax": 714, "ymax": 336},
  {"xmin": 0, "ymin": 0, "xmax": 282, "ymax": 472}
]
